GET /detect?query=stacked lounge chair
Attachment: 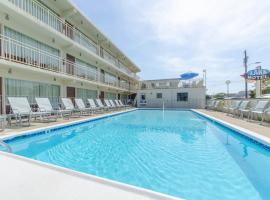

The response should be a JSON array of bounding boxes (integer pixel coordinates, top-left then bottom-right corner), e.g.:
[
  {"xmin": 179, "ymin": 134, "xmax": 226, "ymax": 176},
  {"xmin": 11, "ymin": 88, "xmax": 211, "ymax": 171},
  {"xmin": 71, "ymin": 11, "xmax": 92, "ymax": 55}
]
[
  {"xmin": 104, "ymin": 99, "xmax": 113, "ymax": 110},
  {"xmin": 88, "ymin": 99, "xmax": 103, "ymax": 113},
  {"xmin": 224, "ymin": 100, "xmax": 242, "ymax": 115},
  {"xmin": 118, "ymin": 100, "xmax": 129, "ymax": 108},
  {"xmin": 235, "ymin": 101, "xmax": 250, "ymax": 119},
  {"xmin": 74, "ymin": 98, "xmax": 92, "ymax": 115},
  {"xmin": 96, "ymin": 99, "xmax": 109, "ymax": 111},
  {"xmin": 36, "ymin": 97, "xmax": 71, "ymax": 119},
  {"xmin": 109, "ymin": 99, "xmax": 119, "ymax": 110},
  {"xmin": 61, "ymin": 98, "xmax": 81, "ymax": 117},
  {"xmin": 249, "ymin": 100, "xmax": 269, "ymax": 121}
]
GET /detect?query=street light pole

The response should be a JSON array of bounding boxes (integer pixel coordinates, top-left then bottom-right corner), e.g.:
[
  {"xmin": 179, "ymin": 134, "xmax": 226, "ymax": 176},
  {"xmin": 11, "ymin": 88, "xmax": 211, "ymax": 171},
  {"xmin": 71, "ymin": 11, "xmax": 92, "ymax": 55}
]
[{"xmin": 243, "ymin": 50, "xmax": 248, "ymax": 99}]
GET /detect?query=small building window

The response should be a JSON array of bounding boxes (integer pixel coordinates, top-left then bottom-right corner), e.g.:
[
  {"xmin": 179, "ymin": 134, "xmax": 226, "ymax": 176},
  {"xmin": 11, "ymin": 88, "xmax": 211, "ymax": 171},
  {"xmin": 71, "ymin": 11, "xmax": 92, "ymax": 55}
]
[
  {"xmin": 177, "ymin": 92, "xmax": 188, "ymax": 101},
  {"xmin": 141, "ymin": 94, "xmax": 146, "ymax": 100},
  {"xmin": 156, "ymin": 93, "xmax": 162, "ymax": 99}
]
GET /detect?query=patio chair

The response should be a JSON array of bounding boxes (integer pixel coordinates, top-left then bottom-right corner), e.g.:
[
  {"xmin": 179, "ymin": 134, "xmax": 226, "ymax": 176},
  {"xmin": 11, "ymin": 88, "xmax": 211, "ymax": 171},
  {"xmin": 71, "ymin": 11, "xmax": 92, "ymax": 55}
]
[
  {"xmin": 75, "ymin": 98, "xmax": 92, "ymax": 115},
  {"xmin": 114, "ymin": 100, "xmax": 124, "ymax": 109},
  {"xmin": 262, "ymin": 107, "xmax": 270, "ymax": 123},
  {"xmin": 249, "ymin": 100, "xmax": 269, "ymax": 121},
  {"xmin": 236, "ymin": 101, "xmax": 250, "ymax": 119},
  {"xmin": 95, "ymin": 99, "xmax": 109, "ymax": 111},
  {"xmin": 35, "ymin": 97, "xmax": 71, "ymax": 119},
  {"xmin": 213, "ymin": 101, "xmax": 221, "ymax": 111},
  {"xmin": 104, "ymin": 99, "xmax": 114, "ymax": 110},
  {"xmin": 8, "ymin": 97, "xmax": 52, "ymax": 126},
  {"xmin": 118, "ymin": 100, "xmax": 129, "ymax": 108},
  {"xmin": 224, "ymin": 100, "xmax": 241, "ymax": 115},
  {"xmin": 61, "ymin": 98, "xmax": 81, "ymax": 117},
  {"xmin": 88, "ymin": 99, "xmax": 103, "ymax": 113},
  {"xmin": 206, "ymin": 101, "xmax": 215, "ymax": 109},
  {"xmin": 108, "ymin": 100, "xmax": 118, "ymax": 109}
]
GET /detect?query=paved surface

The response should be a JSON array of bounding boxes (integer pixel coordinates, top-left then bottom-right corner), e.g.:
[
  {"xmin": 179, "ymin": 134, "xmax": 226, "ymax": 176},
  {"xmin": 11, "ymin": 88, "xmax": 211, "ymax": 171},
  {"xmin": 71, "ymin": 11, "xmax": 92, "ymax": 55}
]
[
  {"xmin": 0, "ymin": 152, "xmax": 178, "ymax": 200},
  {"xmin": 0, "ymin": 109, "xmax": 130, "ymax": 138},
  {"xmin": 196, "ymin": 109, "xmax": 270, "ymax": 139}
]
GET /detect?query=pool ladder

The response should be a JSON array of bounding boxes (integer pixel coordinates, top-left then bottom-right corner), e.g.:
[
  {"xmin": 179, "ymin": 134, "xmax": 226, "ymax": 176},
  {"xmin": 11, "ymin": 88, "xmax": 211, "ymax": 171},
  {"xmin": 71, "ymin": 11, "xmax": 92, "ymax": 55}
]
[{"xmin": 0, "ymin": 140, "xmax": 12, "ymax": 153}]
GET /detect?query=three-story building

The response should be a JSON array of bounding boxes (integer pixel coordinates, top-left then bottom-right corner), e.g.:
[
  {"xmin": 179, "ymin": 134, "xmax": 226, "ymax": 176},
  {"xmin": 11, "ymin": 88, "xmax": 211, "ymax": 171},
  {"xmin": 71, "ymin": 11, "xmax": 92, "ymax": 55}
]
[{"xmin": 0, "ymin": 0, "xmax": 140, "ymax": 113}]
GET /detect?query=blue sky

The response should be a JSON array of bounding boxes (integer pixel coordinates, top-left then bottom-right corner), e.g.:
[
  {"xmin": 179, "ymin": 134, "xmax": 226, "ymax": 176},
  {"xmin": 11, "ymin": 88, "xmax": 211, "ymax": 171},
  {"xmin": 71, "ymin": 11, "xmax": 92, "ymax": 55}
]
[{"xmin": 72, "ymin": 0, "xmax": 270, "ymax": 94}]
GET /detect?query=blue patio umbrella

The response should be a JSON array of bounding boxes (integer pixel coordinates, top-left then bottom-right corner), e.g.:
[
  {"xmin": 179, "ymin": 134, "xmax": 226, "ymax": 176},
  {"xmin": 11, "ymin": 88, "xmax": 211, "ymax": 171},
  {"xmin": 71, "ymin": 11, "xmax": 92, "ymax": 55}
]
[{"xmin": 179, "ymin": 72, "xmax": 199, "ymax": 80}]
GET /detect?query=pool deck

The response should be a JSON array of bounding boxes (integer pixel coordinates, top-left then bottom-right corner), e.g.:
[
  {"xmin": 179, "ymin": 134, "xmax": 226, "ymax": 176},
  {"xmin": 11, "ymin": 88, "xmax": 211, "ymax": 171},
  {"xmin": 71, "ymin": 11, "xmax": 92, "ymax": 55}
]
[
  {"xmin": 0, "ymin": 108, "xmax": 180, "ymax": 200},
  {"xmin": 1, "ymin": 108, "xmax": 270, "ymax": 200},
  {"xmin": 195, "ymin": 109, "xmax": 270, "ymax": 141}
]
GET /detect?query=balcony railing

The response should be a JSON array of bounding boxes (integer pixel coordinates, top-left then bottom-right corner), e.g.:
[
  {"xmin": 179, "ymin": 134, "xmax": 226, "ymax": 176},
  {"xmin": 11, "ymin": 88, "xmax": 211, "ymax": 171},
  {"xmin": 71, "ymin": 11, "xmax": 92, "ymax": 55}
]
[
  {"xmin": 8, "ymin": 0, "xmax": 97, "ymax": 54},
  {"xmin": 0, "ymin": 35, "xmax": 133, "ymax": 90},
  {"xmin": 140, "ymin": 79, "xmax": 204, "ymax": 90},
  {"xmin": 8, "ymin": 0, "xmax": 139, "ymax": 80}
]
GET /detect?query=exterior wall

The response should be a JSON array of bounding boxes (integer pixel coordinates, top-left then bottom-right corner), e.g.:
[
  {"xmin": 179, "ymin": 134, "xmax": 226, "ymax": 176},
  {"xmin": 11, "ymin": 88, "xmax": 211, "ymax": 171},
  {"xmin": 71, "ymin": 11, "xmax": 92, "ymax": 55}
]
[
  {"xmin": 0, "ymin": 0, "xmax": 140, "ymax": 113},
  {"xmin": 137, "ymin": 87, "xmax": 206, "ymax": 109}
]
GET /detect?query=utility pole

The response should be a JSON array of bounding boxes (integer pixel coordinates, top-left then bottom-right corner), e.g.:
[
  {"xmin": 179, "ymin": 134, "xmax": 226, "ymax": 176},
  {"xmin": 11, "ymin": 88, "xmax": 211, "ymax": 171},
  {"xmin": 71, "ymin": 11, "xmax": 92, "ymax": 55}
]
[
  {"xmin": 243, "ymin": 50, "xmax": 248, "ymax": 99},
  {"xmin": 225, "ymin": 80, "xmax": 231, "ymax": 97}
]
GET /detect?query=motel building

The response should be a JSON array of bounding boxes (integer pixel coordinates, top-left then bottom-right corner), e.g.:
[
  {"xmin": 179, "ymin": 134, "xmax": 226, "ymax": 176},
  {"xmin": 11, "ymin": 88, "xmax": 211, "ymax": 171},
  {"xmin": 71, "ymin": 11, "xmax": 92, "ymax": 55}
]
[
  {"xmin": 137, "ymin": 78, "xmax": 206, "ymax": 109},
  {"xmin": 0, "ymin": 0, "xmax": 140, "ymax": 114}
]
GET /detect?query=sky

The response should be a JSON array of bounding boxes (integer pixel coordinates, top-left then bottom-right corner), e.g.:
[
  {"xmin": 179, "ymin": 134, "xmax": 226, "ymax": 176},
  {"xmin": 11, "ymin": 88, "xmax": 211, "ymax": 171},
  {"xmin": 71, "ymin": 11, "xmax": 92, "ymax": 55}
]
[{"xmin": 72, "ymin": 0, "xmax": 270, "ymax": 94}]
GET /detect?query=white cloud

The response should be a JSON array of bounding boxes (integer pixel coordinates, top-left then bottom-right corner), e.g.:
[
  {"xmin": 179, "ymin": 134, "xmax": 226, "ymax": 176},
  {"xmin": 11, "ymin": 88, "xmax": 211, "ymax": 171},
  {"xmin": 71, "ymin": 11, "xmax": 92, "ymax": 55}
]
[{"xmin": 118, "ymin": 0, "xmax": 270, "ymax": 94}]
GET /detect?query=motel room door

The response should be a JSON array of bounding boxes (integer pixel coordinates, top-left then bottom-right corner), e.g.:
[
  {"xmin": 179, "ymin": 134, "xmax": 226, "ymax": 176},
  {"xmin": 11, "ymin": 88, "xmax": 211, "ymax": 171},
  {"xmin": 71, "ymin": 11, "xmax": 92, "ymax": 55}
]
[
  {"xmin": 67, "ymin": 87, "xmax": 75, "ymax": 103},
  {"xmin": 99, "ymin": 91, "xmax": 104, "ymax": 103},
  {"xmin": 66, "ymin": 54, "xmax": 75, "ymax": 75}
]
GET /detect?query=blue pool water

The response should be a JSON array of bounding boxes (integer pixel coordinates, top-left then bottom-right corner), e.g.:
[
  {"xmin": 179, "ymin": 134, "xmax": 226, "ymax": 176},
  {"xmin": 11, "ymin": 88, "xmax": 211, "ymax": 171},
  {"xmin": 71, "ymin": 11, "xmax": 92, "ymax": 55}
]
[{"xmin": 2, "ymin": 110, "xmax": 270, "ymax": 200}]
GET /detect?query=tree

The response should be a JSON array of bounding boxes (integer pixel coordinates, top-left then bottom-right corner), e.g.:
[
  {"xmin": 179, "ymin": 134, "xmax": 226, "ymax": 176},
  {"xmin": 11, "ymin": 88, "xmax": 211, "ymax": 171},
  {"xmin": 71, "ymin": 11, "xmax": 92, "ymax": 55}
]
[{"xmin": 213, "ymin": 93, "xmax": 225, "ymax": 99}]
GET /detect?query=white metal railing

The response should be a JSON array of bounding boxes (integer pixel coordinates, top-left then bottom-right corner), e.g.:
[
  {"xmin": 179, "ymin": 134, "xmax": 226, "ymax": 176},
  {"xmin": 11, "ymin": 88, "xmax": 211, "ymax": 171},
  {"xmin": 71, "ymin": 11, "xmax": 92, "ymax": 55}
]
[
  {"xmin": 0, "ymin": 35, "xmax": 133, "ymax": 90},
  {"xmin": 8, "ymin": 0, "xmax": 97, "ymax": 55},
  {"xmin": 140, "ymin": 79, "xmax": 204, "ymax": 90},
  {"xmin": 7, "ymin": 0, "xmax": 140, "ymax": 81}
]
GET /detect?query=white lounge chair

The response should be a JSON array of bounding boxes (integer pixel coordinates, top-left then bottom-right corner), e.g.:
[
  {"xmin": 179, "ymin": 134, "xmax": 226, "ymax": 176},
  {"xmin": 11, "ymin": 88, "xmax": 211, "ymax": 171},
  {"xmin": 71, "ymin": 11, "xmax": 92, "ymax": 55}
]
[
  {"xmin": 95, "ymin": 99, "xmax": 109, "ymax": 111},
  {"xmin": 8, "ymin": 97, "xmax": 52, "ymax": 126},
  {"xmin": 263, "ymin": 107, "xmax": 270, "ymax": 123},
  {"xmin": 236, "ymin": 101, "xmax": 250, "ymax": 119},
  {"xmin": 109, "ymin": 100, "xmax": 119, "ymax": 110},
  {"xmin": 114, "ymin": 100, "xmax": 124, "ymax": 108},
  {"xmin": 249, "ymin": 100, "xmax": 269, "ymax": 121},
  {"xmin": 118, "ymin": 100, "xmax": 129, "ymax": 108},
  {"xmin": 104, "ymin": 99, "xmax": 113, "ymax": 110},
  {"xmin": 75, "ymin": 98, "xmax": 92, "ymax": 115},
  {"xmin": 206, "ymin": 101, "xmax": 215, "ymax": 109},
  {"xmin": 36, "ymin": 97, "xmax": 71, "ymax": 119},
  {"xmin": 88, "ymin": 99, "xmax": 103, "ymax": 113},
  {"xmin": 61, "ymin": 98, "xmax": 81, "ymax": 117},
  {"xmin": 224, "ymin": 100, "xmax": 241, "ymax": 115}
]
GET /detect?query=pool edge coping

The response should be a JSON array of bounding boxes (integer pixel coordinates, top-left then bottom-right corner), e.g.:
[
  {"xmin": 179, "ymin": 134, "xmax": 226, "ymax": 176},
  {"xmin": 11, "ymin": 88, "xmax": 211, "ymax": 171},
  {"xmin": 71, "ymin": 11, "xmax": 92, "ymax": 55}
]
[
  {"xmin": 0, "ymin": 151, "xmax": 181, "ymax": 200},
  {"xmin": 192, "ymin": 109, "xmax": 270, "ymax": 147}
]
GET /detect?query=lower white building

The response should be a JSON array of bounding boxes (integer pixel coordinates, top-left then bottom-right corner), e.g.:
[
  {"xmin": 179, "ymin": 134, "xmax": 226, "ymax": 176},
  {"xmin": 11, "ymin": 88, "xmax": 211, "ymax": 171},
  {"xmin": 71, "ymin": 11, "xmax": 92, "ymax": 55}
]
[{"xmin": 137, "ymin": 78, "xmax": 206, "ymax": 109}]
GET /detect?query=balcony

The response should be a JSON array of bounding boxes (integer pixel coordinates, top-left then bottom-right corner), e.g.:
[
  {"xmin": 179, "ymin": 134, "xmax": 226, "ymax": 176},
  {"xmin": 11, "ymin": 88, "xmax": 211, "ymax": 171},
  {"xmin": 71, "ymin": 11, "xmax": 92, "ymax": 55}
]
[
  {"xmin": 7, "ymin": 0, "xmax": 139, "ymax": 81},
  {"xmin": 0, "ymin": 35, "xmax": 132, "ymax": 91}
]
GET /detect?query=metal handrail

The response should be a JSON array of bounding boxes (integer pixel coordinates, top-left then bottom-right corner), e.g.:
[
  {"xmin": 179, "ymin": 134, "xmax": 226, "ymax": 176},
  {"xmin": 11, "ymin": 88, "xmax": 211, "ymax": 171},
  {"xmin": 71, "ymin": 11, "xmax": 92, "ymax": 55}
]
[{"xmin": 0, "ymin": 141, "xmax": 12, "ymax": 153}]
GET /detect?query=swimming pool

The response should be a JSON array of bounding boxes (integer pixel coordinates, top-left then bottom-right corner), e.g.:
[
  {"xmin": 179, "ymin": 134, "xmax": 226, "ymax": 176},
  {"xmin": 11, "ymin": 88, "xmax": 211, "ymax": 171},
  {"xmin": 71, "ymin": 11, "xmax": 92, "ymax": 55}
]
[{"xmin": 1, "ymin": 110, "xmax": 270, "ymax": 200}]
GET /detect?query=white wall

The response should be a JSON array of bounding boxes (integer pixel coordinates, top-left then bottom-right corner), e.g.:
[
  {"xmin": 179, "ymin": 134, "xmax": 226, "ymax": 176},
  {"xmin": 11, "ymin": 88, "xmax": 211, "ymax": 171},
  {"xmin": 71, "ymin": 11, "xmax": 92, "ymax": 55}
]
[{"xmin": 137, "ymin": 87, "xmax": 206, "ymax": 109}]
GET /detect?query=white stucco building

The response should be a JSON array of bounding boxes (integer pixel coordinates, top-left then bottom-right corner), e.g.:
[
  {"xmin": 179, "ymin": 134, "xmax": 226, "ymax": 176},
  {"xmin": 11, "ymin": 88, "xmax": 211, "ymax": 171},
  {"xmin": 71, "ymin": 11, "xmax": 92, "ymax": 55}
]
[
  {"xmin": 0, "ymin": 0, "xmax": 140, "ymax": 114},
  {"xmin": 137, "ymin": 78, "xmax": 206, "ymax": 109}
]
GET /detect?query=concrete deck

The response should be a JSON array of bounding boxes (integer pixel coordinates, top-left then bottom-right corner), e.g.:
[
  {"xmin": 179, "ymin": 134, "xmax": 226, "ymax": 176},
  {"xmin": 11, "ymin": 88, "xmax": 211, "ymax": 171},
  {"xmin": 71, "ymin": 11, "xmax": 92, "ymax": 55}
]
[
  {"xmin": 0, "ymin": 152, "xmax": 178, "ymax": 200},
  {"xmin": 196, "ymin": 109, "xmax": 270, "ymax": 139}
]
